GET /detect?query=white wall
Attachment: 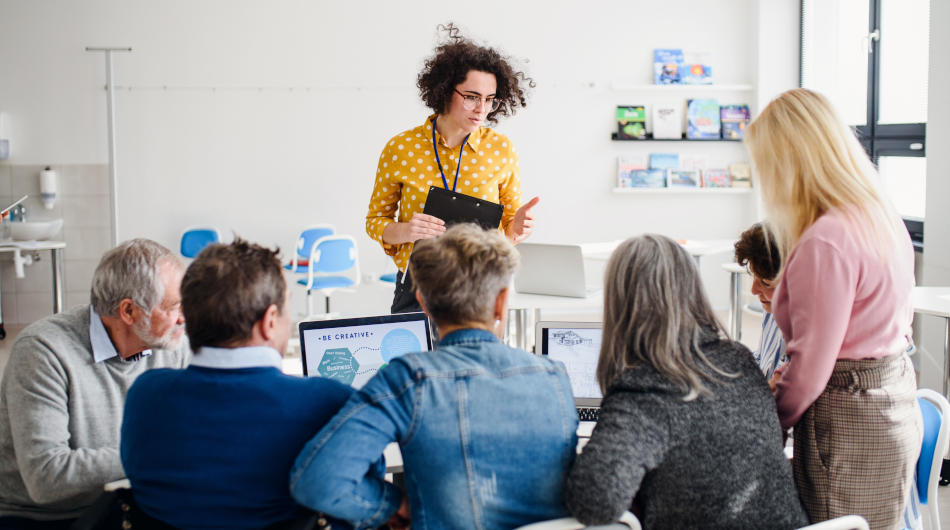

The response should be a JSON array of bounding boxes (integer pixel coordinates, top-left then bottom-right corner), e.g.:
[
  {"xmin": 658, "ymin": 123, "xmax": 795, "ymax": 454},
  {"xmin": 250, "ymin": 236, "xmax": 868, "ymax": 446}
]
[
  {"xmin": 0, "ymin": 0, "xmax": 801, "ymax": 318},
  {"xmin": 917, "ymin": 0, "xmax": 950, "ymax": 391}
]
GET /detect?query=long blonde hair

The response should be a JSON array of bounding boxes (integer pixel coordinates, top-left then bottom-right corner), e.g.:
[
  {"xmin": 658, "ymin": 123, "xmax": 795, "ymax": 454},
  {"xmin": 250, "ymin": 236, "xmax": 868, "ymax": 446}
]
[
  {"xmin": 745, "ymin": 88, "xmax": 900, "ymax": 266},
  {"xmin": 597, "ymin": 234, "xmax": 730, "ymax": 400}
]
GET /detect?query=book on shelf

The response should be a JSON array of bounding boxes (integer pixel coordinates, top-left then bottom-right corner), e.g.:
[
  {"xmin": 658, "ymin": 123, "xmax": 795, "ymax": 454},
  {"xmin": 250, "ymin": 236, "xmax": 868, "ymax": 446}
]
[
  {"xmin": 729, "ymin": 163, "xmax": 752, "ymax": 188},
  {"xmin": 702, "ymin": 168, "xmax": 732, "ymax": 188},
  {"xmin": 616, "ymin": 106, "xmax": 647, "ymax": 139},
  {"xmin": 617, "ymin": 155, "xmax": 647, "ymax": 188},
  {"xmin": 653, "ymin": 49, "xmax": 684, "ymax": 85},
  {"xmin": 686, "ymin": 99, "xmax": 721, "ymax": 139},
  {"xmin": 680, "ymin": 52, "xmax": 713, "ymax": 85},
  {"xmin": 652, "ymin": 105, "xmax": 683, "ymax": 139},
  {"xmin": 720, "ymin": 105, "xmax": 751, "ymax": 140},
  {"xmin": 629, "ymin": 168, "xmax": 668, "ymax": 188},
  {"xmin": 669, "ymin": 169, "xmax": 700, "ymax": 188},
  {"xmin": 649, "ymin": 153, "xmax": 680, "ymax": 170}
]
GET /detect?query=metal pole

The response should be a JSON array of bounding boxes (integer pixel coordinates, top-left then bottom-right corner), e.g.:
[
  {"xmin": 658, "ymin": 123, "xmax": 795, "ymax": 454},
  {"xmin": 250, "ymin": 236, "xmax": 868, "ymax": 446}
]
[{"xmin": 85, "ymin": 47, "xmax": 131, "ymax": 247}]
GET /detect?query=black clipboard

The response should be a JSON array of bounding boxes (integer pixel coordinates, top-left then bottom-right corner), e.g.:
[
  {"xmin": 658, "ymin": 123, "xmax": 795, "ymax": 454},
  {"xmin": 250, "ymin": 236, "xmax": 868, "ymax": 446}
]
[{"xmin": 422, "ymin": 186, "xmax": 504, "ymax": 230}]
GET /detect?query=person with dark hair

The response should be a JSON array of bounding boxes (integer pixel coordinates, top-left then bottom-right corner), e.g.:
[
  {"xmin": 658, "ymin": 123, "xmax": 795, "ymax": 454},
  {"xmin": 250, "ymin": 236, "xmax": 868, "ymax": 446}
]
[
  {"xmin": 733, "ymin": 222, "xmax": 786, "ymax": 382},
  {"xmin": 564, "ymin": 234, "xmax": 807, "ymax": 529},
  {"xmin": 290, "ymin": 224, "xmax": 577, "ymax": 529},
  {"xmin": 0, "ymin": 239, "xmax": 189, "ymax": 529},
  {"xmin": 120, "ymin": 239, "xmax": 356, "ymax": 529},
  {"xmin": 366, "ymin": 23, "xmax": 540, "ymax": 313}
]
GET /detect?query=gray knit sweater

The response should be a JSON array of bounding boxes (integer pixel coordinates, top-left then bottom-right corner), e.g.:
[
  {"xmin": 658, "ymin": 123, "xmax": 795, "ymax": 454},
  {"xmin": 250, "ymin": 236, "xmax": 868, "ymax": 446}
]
[
  {"xmin": 565, "ymin": 332, "xmax": 808, "ymax": 529},
  {"xmin": 0, "ymin": 305, "xmax": 189, "ymax": 520}
]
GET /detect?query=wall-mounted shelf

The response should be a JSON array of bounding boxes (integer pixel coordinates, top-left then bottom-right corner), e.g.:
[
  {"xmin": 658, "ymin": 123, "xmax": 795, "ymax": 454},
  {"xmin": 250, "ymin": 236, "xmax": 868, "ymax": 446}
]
[
  {"xmin": 613, "ymin": 187, "xmax": 753, "ymax": 195},
  {"xmin": 611, "ymin": 133, "xmax": 743, "ymax": 142},
  {"xmin": 610, "ymin": 82, "xmax": 755, "ymax": 92}
]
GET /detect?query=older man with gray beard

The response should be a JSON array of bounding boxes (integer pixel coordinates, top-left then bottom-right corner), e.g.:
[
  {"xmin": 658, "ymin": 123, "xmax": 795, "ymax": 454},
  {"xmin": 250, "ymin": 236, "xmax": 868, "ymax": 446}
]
[{"xmin": 0, "ymin": 238, "xmax": 190, "ymax": 529}]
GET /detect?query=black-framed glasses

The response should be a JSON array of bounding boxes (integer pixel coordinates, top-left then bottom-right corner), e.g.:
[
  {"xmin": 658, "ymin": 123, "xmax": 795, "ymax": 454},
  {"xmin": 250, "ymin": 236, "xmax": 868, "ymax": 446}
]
[{"xmin": 454, "ymin": 89, "xmax": 500, "ymax": 112}]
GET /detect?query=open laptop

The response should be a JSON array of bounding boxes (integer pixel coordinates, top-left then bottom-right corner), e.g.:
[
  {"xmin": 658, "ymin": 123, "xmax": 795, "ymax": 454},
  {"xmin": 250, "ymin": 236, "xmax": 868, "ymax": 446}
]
[
  {"xmin": 536, "ymin": 321, "xmax": 603, "ymax": 422},
  {"xmin": 514, "ymin": 243, "xmax": 590, "ymax": 298},
  {"xmin": 299, "ymin": 312, "xmax": 433, "ymax": 389}
]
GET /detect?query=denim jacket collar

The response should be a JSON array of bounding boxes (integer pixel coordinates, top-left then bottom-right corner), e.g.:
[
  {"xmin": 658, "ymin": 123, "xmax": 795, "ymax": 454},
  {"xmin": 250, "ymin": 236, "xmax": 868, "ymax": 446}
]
[{"xmin": 437, "ymin": 328, "xmax": 498, "ymax": 347}]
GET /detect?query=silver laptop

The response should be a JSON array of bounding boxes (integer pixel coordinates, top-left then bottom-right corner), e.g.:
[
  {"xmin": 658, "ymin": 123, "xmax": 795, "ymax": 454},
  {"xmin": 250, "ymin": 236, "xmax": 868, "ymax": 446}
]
[
  {"xmin": 514, "ymin": 243, "xmax": 588, "ymax": 298},
  {"xmin": 299, "ymin": 312, "xmax": 433, "ymax": 389},
  {"xmin": 536, "ymin": 321, "xmax": 603, "ymax": 421}
]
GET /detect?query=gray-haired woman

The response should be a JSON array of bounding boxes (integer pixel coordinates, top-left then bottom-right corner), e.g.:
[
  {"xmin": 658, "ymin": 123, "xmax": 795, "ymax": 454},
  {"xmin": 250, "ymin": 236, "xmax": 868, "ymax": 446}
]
[{"xmin": 564, "ymin": 234, "xmax": 808, "ymax": 529}]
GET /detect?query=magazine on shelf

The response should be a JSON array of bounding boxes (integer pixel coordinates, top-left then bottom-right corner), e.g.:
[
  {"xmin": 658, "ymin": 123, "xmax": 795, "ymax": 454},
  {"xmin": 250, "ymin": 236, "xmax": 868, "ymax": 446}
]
[
  {"xmin": 653, "ymin": 49, "xmax": 684, "ymax": 84},
  {"xmin": 680, "ymin": 51, "xmax": 713, "ymax": 85},
  {"xmin": 702, "ymin": 168, "xmax": 732, "ymax": 188},
  {"xmin": 686, "ymin": 99, "xmax": 721, "ymax": 139},
  {"xmin": 669, "ymin": 169, "xmax": 700, "ymax": 188},
  {"xmin": 729, "ymin": 163, "xmax": 752, "ymax": 188},
  {"xmin": 630, "ymin": 169, "xmax": 668, "ymax": 188},
  {"xmin": 616, "ymin": 106, "xmax": 647, "ymax": 139},
  {"xmin": 652, "ymin": 105, "xmax": 683, "ymax": 139},
  {"xmin": 720, "ymin": 105, "xmax": 751, "ymax": 140},
  {"xmin": 649, "ymin": 153, "xmax": 680, "ymax": 170},
  {"xmin": 617, "ymin": 155, "xmax": 647, "ymax": 188}
]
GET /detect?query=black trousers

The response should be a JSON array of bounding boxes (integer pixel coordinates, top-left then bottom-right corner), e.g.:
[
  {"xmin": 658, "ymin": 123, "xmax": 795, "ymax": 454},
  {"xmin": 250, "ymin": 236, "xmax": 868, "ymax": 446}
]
[{"xmin": 391, "ymin": 271, "xmax": 422, "ymax": 314}]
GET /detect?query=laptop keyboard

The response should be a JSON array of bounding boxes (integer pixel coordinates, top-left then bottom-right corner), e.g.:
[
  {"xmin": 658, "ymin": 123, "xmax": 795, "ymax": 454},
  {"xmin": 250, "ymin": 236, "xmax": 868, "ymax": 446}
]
[{"xmin": 577, "ymin": 407, "xmax": 600, "ymax": 422}]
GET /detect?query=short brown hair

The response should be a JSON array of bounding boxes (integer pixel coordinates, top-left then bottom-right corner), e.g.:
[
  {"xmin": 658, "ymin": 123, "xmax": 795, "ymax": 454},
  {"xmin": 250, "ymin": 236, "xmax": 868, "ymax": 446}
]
[
  {"xmin": 181, "ymin": 238, "xmax": 286, "ymax": 350},
  {"xmin": 409, "ymin": 224, "xmax": 518, "ymax": 327},
  {"xmin": 733, "ymin": 223, "xmax": 781, "ymax": 280},
  {"xmin": 417, "ymin": 24, "xmax": 533, "ymax": 125}
]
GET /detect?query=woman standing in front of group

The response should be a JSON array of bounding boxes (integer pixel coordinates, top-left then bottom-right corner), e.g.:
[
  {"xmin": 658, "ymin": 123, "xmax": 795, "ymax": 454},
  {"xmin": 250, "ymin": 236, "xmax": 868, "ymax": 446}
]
[
  {"xmin": 366, "ymin": 25, "xmax": 539, "ymax": 313},
  {"xmin": 746, "ymin": 88, "xmax": 921, "ymax": 528}
]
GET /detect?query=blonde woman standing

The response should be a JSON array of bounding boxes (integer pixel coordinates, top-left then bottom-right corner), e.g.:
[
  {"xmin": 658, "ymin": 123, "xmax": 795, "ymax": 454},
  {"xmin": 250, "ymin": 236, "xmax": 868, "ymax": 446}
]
[{"xmin": 745, "ymin": 88, "xmax": 921, "ymax": 528}]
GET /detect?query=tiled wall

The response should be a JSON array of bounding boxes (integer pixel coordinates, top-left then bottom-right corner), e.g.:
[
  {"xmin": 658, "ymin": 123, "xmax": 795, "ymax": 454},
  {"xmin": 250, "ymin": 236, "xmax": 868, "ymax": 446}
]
[{"xmin": 0, "ymin": 164, "xmax": 111, "ymax": 324}]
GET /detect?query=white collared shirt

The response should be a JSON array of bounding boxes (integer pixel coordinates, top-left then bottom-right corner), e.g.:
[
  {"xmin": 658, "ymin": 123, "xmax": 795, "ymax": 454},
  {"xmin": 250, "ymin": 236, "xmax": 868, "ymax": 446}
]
[
  {"xmin": 189, "ymin": 345, "xmax": 282, "ymax": 370},
  {"xmin": 89, "ymin": 306, "xmax": 153, "ymax": 363}
]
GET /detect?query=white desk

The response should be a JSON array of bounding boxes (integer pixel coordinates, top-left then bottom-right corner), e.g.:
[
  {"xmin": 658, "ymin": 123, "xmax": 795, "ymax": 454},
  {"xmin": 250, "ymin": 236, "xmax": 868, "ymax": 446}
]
[
  {"xmin": 912, "ymin": 287, "xmax": 950, "ymax": 395},
  {"xmin": 722, "ymin": 262, "xmax": 747, "ymax": 341},
  {"xmin": 582, "ymin": 239, "xmax": 735, "ymax": 265},
  {"xmin": 505, "ymin": 290, "xmax": 603, "ymax": 352}
]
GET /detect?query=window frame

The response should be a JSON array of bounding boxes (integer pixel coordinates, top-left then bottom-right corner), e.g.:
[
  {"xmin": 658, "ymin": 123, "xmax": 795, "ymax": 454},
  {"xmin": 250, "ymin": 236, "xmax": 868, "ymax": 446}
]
[{"xmin": 800, "ymin": 0, "xmax": 927, "ymax": 249}]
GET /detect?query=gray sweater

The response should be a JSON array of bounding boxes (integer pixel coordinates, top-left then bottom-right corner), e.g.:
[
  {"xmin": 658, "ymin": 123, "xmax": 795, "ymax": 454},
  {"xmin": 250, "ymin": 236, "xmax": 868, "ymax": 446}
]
[
  {"xmin": 565, "ymin": 332, "xmax": 808, "ymax": 529},
  {"xmin": 0, "ymin": 305, "xmax": 189, "ymax": 520}
]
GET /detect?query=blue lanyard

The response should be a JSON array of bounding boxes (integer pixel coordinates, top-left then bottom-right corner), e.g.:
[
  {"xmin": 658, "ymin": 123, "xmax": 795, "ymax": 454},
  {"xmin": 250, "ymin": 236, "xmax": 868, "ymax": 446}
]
[{"xmin": 431, "ymin": 118, "xmax": 470, "ymax": 192}]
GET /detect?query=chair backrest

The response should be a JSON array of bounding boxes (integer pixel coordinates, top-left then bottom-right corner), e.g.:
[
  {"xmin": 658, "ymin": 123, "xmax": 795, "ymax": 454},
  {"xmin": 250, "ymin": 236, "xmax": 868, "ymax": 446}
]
[
  {"xmin": 917, "ymin": 388, "xmax": 950, "ymax": 505},
  {"xmin": 296, "ymin": 225, "xmax": 335, "ymax": 260},
  {"xmin": 310, "ymin": 236, "xmax": 359, "ymax": 275},
  {"xmin": 180, "ymin": 226, "xmax": 221, "ymax": 258}
]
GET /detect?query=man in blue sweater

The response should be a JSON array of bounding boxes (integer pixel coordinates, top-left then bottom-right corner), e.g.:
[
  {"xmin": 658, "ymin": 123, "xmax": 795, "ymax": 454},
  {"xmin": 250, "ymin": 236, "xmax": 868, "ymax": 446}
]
[{"xmin": 120, "ymin": 239, "xmax": 356, "ymax": 529}]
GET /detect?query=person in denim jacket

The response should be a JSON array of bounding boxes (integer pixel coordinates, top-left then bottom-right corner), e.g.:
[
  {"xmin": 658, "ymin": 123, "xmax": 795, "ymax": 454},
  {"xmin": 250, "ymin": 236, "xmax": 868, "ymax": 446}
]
[{"xmin": 290, "ymin": 224, "xmax": 578, "ymax": 529}]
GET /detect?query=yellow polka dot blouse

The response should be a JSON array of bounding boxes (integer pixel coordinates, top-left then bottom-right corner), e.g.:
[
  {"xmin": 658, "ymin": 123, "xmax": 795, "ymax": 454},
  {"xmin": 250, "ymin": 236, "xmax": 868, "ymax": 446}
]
[{"xmin": 366, "ymin": 114, "xmax": 522, "ymax": 272}]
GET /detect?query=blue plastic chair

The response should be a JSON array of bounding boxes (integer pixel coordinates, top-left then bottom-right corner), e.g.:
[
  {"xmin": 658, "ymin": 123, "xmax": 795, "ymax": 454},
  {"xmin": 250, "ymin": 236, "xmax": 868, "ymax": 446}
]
[
  {"xmin": 285, "ymin": 225, "xmax": 335, "ymax": 274},
  {"xmin": 380, "ymin": 272, "xmax": 398, "ymax": 283},
  {"xmin": 180, "ymin": 227, "xmax": 221, "ymax": 258},
  {"xmin": 915, "ymin": 389, "xmax": 949, "ymax": 529},
  {"xmin": 298, "ymin": 235, "xmax": 360, "ymax": 315}
]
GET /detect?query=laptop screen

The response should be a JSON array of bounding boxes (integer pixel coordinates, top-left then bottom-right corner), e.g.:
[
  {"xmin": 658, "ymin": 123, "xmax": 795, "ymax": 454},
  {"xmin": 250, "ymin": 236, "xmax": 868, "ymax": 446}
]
[
  {"xmin": 299, "ymin": 312, "xmax": 432, "ymax": 389},
  {"xmin": 536, "ymin": 321, "xmax": 603, "ymax": 406}
]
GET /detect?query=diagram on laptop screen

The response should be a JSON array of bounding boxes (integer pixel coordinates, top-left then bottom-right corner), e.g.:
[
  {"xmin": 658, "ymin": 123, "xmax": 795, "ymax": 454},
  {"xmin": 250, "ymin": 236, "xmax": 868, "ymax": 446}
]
[
  {"xmin": 546, "ymin": 328, "xmax": 603, "ymax": 399},
  {"xmin": 302, "ymin": 321, "xmax": 428, "ymax": 388}
]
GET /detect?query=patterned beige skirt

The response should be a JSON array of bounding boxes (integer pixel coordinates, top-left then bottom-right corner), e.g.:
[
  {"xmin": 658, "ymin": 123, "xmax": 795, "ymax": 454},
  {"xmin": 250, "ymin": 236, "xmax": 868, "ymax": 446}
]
[{"xmin": 793, "ymin": 352, "xmax": 922, "ymax": 529}]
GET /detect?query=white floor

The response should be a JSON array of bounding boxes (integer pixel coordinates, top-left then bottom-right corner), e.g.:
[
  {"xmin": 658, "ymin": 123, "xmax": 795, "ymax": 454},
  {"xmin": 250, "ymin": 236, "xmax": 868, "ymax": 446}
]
[{"xmin": 0, "ymin": 311, "xmax": 948, "ymax": 526}]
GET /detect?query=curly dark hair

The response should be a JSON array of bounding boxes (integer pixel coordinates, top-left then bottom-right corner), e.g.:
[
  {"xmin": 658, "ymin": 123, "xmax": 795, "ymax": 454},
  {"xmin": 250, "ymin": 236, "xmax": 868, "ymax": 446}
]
[
  {"xmin": 417, "ymin": 24, "xmax": 533, "ymax": 125},
  {"xmin": 733, "ymin": 223, "xmax": 781, "ymax": 280}
]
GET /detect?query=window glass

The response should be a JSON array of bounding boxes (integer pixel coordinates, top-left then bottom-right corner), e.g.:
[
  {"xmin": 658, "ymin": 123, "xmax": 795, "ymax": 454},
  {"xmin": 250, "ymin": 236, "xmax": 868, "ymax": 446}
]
[
  {"xmin": 801, "ymin": 0, "xmax": 870, "ymax": 126},
  {"xmin": 878, "ymin": 0, "xmax": 930, "ymax": 124},
  {"xmin": 878, "ymin": 156, "xmax": 926, "ymax": 218}
]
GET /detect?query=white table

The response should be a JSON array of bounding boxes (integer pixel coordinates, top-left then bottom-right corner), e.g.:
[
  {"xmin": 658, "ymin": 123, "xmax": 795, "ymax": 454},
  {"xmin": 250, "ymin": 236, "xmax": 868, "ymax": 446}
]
[
  {"xmin": 505, "ymin": 290, "xmax": 603, "ymax": 352},
  {"xmin": 912, "ymin": 287, "xmax": 950, "ymax": 395},
  {"xmin": 582, "ymin": 239, "xmax": 736, "ymax": 265},
  {"xmin": 0, "ymin": 241, "xmax": 66, "ymax": 337}
]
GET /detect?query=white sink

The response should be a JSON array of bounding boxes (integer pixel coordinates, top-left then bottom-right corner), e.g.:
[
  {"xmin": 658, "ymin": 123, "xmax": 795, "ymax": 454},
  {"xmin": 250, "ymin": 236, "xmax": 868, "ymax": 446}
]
[{"xmin": 8, "ymin": 219, "xmax": 63, "ymax": 241}]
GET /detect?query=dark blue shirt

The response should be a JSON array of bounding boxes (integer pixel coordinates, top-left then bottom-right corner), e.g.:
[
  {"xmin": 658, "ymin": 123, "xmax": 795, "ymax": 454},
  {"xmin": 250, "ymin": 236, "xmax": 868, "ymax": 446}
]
[{"xmin": 121, "ymin": 347, "xmax": 353, "ymax": 529}]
